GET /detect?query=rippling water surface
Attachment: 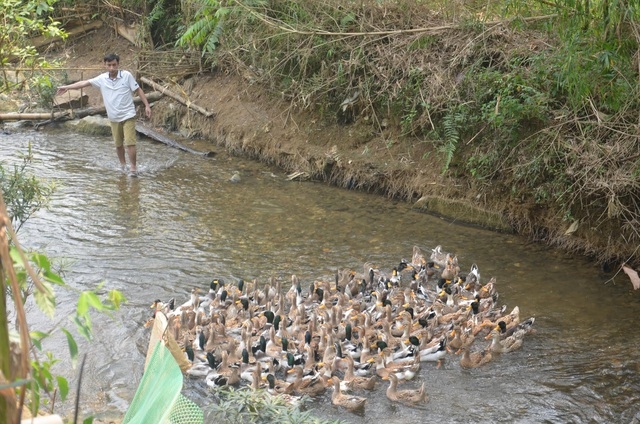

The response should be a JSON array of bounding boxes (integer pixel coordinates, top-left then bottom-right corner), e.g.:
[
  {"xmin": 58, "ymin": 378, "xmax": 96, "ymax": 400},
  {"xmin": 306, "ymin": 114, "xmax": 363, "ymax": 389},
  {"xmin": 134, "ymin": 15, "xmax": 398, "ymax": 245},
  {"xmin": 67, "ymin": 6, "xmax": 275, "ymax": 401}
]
[{"xmin": 2, "ymin": 128, "xmax": 640, "ymax": 423}]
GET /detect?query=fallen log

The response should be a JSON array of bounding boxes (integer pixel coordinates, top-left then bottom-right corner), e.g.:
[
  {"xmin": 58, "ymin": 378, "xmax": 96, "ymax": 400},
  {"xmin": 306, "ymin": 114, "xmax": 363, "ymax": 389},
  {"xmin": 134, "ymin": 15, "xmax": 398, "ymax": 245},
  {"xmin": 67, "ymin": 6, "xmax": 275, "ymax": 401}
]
[
  {"xmin": 140, "ymin": 77, "xmax": 214, "ymax": 118},
  {"xmin": 0, "ymin": 92, "xmax": 162, "ymax": 121},
  {"xmin": 135, "ymin": 122, "xmax": 215, "ymax": 157}
]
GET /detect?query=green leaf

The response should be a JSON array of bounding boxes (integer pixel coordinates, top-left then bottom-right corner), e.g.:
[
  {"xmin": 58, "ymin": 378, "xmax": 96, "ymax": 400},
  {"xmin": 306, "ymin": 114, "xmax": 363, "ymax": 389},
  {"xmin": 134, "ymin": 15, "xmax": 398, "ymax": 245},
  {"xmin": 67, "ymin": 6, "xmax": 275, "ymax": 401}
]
[
  {"xmin": 61, "ymin": 328, "xmax": 78, "ymax": 369},
  {"xmin": 32, "ymin": 252, "xmax": 51, "ymax": 271},
  {"xmin": 56, "ymin": 376, "xmax": 69, "ymax": 401},
  {"xmin": 86, "ymin": 291, "xmax": 106, "ymax": 312},
  {"xmin": 43, "ymin": 269, "xmax": 65, "ymax": 285},
  {"xmin": 340, "ymin": 12, "xmax": 355, "ymax": 28},
  {"xmin": 0, "ymin": 378, "xmax": 33, "ymax": 390},
  {"xmin": 77, "ymin": 291, "xmax": 90, "ymax": 315},
  {"xmin": 9, "ymin": 246, "xmax": 25, "ymax": 267},
  {"xmin": 15, "ymin": 269, "xmax": 28, "ymax": 290},
  {"xmin": 30, "ymin": 331, "xmax": 50, "ymax": 350},
  {"xmin": 30, "ymin": 384, "xmax": 41, "ymax": 415},
  {"xmin": 215, "ymin": 7, "xmax": 230, "ymax": 18},
  {"xmin": 33, "ymin": 280, "xmax": 56, "ymax": 317},
  {"xmin": 82, "ymin": 417, "xmax": 94, "ymax": 424},
  {"xmin": 72, "ymin": 315, "xmax": 93, "ymax": 341},
  {"xmin": 38, "ymin": 365, "xmax": 53, "ymax": 385},
  {"xmin": 108, "ymin": 289, "xmax": 126, "ymax": 310}
]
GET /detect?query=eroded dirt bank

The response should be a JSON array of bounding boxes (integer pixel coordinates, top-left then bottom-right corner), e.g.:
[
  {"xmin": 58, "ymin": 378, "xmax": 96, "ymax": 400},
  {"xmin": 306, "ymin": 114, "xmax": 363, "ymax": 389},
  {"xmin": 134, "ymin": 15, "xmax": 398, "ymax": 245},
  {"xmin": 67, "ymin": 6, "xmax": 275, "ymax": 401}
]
[{"xmin": 46, "ymin": 26, "xmax": 624, "ymax": 269}]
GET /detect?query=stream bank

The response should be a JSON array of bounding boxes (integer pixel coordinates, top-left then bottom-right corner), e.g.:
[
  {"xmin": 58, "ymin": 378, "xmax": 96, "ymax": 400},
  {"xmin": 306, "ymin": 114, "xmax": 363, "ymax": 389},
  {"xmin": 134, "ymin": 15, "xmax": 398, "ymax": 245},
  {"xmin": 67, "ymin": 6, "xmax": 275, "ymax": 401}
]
[{"xmin": 24, "ymin": 25, "xmax": 633, "ymax": 269}]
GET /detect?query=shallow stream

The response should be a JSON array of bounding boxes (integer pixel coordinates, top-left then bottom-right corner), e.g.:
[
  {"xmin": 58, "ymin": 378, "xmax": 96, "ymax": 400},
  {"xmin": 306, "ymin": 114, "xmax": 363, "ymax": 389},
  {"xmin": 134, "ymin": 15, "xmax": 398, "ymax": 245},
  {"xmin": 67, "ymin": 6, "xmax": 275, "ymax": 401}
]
[{"xmin": 3, "ymin": 128, "xmax": 640, "ymax": 423}]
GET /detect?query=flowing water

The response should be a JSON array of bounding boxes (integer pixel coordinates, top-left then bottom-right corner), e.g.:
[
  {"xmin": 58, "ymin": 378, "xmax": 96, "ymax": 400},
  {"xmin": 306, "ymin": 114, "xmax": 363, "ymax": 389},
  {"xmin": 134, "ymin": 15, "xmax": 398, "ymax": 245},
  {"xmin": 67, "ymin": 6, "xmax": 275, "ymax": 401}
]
[{"xmin": 2, "ymin": 127, "xmax": 640, "ymax": 424}]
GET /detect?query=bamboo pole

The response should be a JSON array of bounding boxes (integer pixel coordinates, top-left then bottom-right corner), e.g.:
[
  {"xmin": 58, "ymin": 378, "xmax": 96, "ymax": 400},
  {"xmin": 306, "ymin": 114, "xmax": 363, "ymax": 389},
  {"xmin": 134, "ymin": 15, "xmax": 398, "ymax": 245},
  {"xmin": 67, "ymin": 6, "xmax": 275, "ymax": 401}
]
[
  {"xmin": 0, "ymin": 112, "xmax": 69, "ymax": 121},
  {"xmin": 0, "ymin": 196, "xmax": 26, "ymax": 424},
  {"xmin": 0, "ymin": 92, "xmax": 162, "ymax": 121},
  {"xmin": 20, "ymin": 415, "xmax": 63, "ymax": 424},
  {"xmin": 0, "ymin": 263, "xmax": 16, "ymax": 424},
  {"xmin": 140, "ymin": 77, "xmax": 214, "ymax": 117},
  {"xmin": 9, "ymin": 68, "xmax": 103, "ymax": 72}
]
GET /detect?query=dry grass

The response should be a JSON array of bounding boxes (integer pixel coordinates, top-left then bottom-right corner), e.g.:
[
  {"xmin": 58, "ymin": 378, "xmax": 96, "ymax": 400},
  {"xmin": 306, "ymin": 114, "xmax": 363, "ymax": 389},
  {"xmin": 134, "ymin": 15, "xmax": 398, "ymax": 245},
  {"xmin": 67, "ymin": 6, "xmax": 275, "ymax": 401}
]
[{"xmin": 136, "ymin": 50, "xmax": 202, "ymax": 80}]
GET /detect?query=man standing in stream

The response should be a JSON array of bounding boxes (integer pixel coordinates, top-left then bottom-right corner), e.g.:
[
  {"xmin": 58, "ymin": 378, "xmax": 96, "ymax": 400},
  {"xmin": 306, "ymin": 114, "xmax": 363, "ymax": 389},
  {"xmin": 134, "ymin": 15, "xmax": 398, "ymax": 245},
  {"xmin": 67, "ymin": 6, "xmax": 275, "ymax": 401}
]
[{"xmin": 56, "ymin": 53, "xmax": 152, "ymax": 176}]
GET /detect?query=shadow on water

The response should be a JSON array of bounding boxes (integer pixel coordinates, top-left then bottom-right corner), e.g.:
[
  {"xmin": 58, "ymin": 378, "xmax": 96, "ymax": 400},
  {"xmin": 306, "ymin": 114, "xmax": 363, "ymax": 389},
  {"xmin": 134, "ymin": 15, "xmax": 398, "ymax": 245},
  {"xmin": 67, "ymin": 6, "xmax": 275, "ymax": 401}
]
[{"xmin": 3, "ymin": 128, "xmax": 640, "ymax": 423}]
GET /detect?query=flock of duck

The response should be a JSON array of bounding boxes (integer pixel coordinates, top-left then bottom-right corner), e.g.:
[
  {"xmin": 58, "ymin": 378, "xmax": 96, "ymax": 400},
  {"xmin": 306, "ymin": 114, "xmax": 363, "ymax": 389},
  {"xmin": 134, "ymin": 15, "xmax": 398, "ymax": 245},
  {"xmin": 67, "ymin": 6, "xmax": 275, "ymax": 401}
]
[{"xmin": 148, "ymin": 245, "xmax": 536, "ymax": 411}]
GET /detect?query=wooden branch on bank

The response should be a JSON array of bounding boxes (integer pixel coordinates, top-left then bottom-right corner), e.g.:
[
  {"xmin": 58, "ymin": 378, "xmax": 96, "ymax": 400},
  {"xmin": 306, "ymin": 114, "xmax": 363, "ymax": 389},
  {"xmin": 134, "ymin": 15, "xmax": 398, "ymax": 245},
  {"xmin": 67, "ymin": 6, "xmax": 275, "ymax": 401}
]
[
  {"xmin": 135, "ymin": 122, "xmax": 215, "ymax": 157},
  {"xmin": 30, "ymin": 20, "xmax": 104, "ymax": 51},
  {"xmin": 0, "ymin": 92, "xmax": 162, "ymax": 122},
  {"xmin": 140, "ymin": 77, "xmax": 215, "ymax": 118}
]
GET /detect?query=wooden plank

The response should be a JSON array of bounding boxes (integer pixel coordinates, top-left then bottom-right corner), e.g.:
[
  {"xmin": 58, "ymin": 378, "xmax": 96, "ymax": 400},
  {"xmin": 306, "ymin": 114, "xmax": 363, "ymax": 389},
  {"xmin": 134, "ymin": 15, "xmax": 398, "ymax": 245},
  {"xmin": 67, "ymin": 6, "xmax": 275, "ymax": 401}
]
[
  {"xmin": 114, "ymin": 21, "xmax": 142, "ymax": 47},
  {"xmin": 135, "ymin": 122, "xmax": 215, "ymax": 157}
]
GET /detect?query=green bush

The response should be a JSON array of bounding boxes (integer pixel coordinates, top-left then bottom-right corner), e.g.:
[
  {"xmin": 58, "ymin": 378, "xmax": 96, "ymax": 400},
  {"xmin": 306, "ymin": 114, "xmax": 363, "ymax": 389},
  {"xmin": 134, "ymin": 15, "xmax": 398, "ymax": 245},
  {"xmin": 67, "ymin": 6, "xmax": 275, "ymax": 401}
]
[{"xmin": 1, "ymin": 152, "xmax": 125, "ymax": 422}]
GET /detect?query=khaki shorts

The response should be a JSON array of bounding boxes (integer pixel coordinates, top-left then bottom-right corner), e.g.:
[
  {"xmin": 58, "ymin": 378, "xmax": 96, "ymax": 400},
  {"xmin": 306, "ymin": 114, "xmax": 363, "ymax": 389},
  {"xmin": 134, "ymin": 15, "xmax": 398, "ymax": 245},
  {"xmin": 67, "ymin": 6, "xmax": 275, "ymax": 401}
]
[{"xmin": 110, "ymin": 118, "xmax": 137, "ymax": 147}]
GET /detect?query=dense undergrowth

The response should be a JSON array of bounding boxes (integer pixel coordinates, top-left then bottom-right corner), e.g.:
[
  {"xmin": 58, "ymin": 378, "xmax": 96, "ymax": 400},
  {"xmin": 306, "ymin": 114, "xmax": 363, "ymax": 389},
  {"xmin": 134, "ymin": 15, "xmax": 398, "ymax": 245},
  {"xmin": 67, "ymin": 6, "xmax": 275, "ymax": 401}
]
[
  {"xmin": 8, "ymin": 0, "xmax": 640, "ymax": 265},
  {"xmin": 206, "ymin": 0, "xmax": 640, "ymax": 265},
  {"xmin": 182, "ymin": 0, "xmax": 640, "ymax": 265}
]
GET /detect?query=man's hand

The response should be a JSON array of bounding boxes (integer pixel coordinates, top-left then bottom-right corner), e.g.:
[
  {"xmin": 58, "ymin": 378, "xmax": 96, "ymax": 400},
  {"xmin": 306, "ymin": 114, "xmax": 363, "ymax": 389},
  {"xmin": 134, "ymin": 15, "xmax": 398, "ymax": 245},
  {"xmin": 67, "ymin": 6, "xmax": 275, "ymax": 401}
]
[
  {"xmin": 144, "ymin": 104, "xmax": 152, "ymax": 118},
  {"xmin": 56, "ymin": 87, "xmax": 68, "ymax": 96}
]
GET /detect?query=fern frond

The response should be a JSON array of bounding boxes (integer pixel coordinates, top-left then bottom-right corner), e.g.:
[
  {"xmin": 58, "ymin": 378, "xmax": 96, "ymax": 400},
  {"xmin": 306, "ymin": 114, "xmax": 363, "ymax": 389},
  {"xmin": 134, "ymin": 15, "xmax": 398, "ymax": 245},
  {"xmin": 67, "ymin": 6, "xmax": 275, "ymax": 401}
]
[
  {"xmin": 440, "ymin": 112, "xmax": 461, "ymax": 173},
  {"xmin": 177, "ymin": 1, "xmax": 225, "ymax": 53},
  {"xmin": 148, "ymin": 0, "xmax": 166, "ymax": 24}
]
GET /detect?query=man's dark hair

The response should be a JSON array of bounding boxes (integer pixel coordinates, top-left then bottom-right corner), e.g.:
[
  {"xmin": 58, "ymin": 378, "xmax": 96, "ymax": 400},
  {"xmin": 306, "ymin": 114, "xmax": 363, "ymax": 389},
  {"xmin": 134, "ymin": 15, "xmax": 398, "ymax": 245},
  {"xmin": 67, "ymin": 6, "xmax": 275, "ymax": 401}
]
[{"xmin": 103, "ymin": 53, "xmax": 120, "ymax": 63}]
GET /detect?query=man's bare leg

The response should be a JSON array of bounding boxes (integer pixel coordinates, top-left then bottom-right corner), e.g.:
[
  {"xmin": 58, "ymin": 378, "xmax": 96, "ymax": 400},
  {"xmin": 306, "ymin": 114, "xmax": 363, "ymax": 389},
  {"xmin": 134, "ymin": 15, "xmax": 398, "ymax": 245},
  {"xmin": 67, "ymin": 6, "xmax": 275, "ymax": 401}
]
[
  {"xmin": 127, "ymin": 145, "xmax": 137, "ymax": 173},
  {"xmin": 116, "ymin": 146, "xmax": 127, "ymax": 170}
]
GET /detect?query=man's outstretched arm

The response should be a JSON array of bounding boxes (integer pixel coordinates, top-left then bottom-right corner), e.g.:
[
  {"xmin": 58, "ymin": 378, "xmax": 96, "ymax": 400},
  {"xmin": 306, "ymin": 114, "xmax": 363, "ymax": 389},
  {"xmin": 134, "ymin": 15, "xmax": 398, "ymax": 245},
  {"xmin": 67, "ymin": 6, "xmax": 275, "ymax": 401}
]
[{"xmin": 56, "ymin": 80, "xmax": 92, "ymax": 95}]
